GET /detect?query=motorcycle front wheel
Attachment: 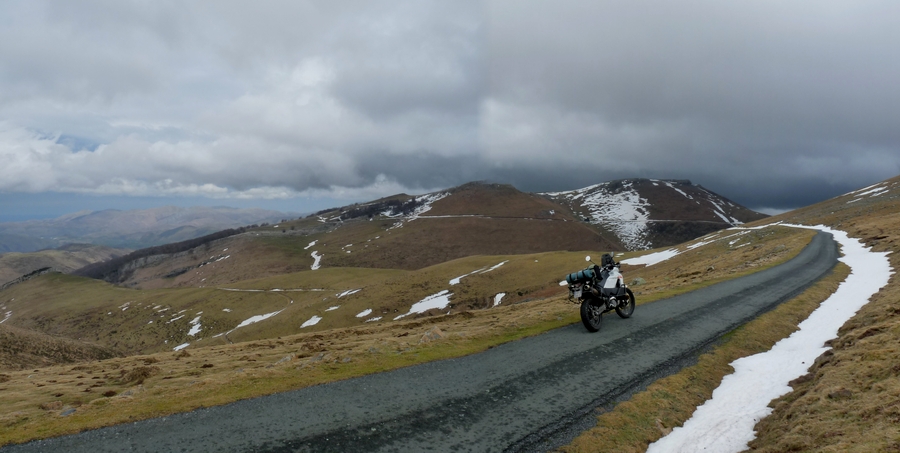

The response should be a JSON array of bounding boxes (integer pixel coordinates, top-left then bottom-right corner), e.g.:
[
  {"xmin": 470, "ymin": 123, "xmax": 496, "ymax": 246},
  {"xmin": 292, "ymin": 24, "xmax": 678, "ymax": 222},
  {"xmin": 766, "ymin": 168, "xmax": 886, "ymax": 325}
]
[
  {"xmin": 615, "ymin": 288, "xmax": 635, "ymax": 318},
  {"xmin": 580, "ymin": 299, "xmax": 603, "ymax": 332}
]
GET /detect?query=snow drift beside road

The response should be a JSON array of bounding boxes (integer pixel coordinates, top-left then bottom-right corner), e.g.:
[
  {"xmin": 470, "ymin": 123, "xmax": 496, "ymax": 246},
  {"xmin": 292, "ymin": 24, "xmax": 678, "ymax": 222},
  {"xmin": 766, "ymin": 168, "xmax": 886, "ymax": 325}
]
[{"xmin": 648, "ymin": 224, "xmax": 894, "ymax": 453}]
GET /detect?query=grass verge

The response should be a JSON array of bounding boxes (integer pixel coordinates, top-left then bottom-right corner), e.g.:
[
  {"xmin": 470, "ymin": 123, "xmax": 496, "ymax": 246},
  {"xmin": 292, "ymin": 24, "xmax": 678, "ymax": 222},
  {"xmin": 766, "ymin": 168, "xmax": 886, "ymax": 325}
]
[{"xmin": 559, "ymin": 262, "xmax": 851, "ymax": 453}]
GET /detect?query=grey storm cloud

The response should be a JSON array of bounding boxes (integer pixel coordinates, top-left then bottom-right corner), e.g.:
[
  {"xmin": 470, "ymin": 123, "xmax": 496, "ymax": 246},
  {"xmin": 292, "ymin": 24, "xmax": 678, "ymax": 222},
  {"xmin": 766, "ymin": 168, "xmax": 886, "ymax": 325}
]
[{"xmin": 1, "ymin": 0, "xmax": 898, "ymax": 213}]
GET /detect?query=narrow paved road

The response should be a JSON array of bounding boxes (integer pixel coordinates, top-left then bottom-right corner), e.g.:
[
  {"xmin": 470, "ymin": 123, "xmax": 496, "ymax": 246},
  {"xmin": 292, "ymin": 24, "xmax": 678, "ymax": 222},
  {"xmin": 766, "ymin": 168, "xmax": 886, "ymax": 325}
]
[{"xmin": 4, "ymin": 232, "xmax": 838, "ymax": 453}]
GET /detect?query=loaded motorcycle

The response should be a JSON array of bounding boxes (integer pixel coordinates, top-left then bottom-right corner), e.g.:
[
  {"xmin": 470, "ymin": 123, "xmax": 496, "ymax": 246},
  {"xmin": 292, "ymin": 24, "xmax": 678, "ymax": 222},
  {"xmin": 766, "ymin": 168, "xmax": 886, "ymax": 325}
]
[{"xmin": 565, "ymin": 253, "xmax": 635, "ymax": 332}]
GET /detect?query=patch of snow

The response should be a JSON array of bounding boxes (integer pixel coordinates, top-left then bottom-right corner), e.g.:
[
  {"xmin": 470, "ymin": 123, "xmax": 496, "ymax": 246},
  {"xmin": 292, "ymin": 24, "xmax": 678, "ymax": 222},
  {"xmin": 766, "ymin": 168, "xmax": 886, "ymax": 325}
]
[
  {"xmin": 304, "ymin": 240, "xmax": 317, "ymax": 250},
  {"xmin": 848, "ymin": 185, "xmax": 891, "ymax": 204},
  {"xmin": 310, "ymin": 251, "xmax": 323, "ymax": 270},
  {"xmin": 325, "ymin": 306, "xmax": 340, "ymax": 311},
  {"xmin": 648, "ymin": 224, "xmax": 894, "ymax": 453},
  {"xmin": 301, "ymin": 315, "xmax": 322, "ymax": 328},
  {"xmin": 711, "ymin": 209, "xmax": 731, "ymax": 223},
  {"xmin": 450, "ymin": 260, "xmax": 509, "ymax": 285},
  {"xmin": 664, "ymin": 181, "xmax": 692, "ymax": 199},
  {"xmin": 493, "ymin": 293, "xmax": 506, "ymax": 306},
  {"xmin": 337, "ymin": 289, "xmax": 361, "ymax": 298},
  {"xmin": 846, "ymin": 182, "xmax": 887, "ymax": 197},
  {"xmin": 229, "ymin": 310, "xmax": 285, "ymax": 333},
  {"xmin": 187, "ymin": 316, "xmax": 202, "ymax": 336},
  {"xmin": 450, "ymin": 267, "xmax": 487, "ymax": 285},
  {"xmin": 173, "ymin": 343, "xmax": 190, "ymax": 351},
  {"xmin": 365, "ymin": 317, "xmax": 382, "ymax": 323},
  {"xmin": 356, "ymin": 309, "xmax": 373, "ymax": 318},
  {"xmin": 621, "ymin": 249, "xmax": 680, "ymax": 266},
  {"xmin": 0, "ymin": 311, "xmax": 12, "ymax": 324},
  {"xmin": 394, "ymin": 290, "xmax": 453, "ymax": 320},
  {"xmin": 167, "ymin": 315, "xmax": 185, "ymax": 324},
  {"xmin": 381, "ymin": 192, "xmax": 451, "ymax": 227}
]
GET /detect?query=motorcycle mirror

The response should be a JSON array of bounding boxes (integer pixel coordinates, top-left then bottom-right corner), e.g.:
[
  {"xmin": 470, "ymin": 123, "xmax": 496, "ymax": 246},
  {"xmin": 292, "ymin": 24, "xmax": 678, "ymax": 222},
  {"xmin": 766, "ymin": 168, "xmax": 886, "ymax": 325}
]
[{"xmin": 585, "ymin": 255, "xmax": 591, "ymax": 262}]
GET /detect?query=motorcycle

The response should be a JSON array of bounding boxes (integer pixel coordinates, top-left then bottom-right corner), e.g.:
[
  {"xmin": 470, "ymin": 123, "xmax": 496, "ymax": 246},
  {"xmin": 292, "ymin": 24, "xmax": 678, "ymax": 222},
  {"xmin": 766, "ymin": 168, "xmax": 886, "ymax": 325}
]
[{"xmin": 565, "ymin": 254, "xmax": 635, "ymax": 332}]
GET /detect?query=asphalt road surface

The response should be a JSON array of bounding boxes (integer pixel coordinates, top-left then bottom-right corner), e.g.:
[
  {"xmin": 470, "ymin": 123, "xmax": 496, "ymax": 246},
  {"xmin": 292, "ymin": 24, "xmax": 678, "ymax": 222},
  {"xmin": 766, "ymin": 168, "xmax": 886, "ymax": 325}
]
[{"xmin": 3, "ymin": 232, "xmax": 838, "ymax": 453}]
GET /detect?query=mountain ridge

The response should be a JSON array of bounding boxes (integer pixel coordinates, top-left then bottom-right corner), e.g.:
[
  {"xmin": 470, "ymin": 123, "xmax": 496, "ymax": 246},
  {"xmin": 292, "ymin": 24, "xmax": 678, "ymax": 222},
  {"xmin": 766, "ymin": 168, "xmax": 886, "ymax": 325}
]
[
  {"xmin": 544, "ymin": 178, "xmax": 767, "ymax": 250},
  {"xmin": 0, "ymin": 206, "xmax": 290, "ymax": 252}
]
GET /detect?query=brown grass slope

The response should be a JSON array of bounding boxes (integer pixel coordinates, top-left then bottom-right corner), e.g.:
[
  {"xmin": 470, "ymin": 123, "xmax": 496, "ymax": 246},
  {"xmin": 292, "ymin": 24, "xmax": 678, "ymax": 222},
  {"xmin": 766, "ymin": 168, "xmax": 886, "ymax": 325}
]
[
  {"xmin": 0, "ymin": 222, "xmax": 817, "ymax": 446},
  {"xmin": 89, "ymin": 180, "xmax": 762, "ymax": 291},
  {"xmin": 0, "ymin": 218, "xmax": 812, "ymax": 364},
  {"xmin": 0, "ymin": 244, "xmax": 129, "ymax": 286},
  {"xmin": 744, "ymin": 174, "xmax": 900, "ymax": 452},
  {"xmin": 0, "ymin": 324, "xmax": 119, "ymax": 371},
  {"xmin": 318, "ymin": 182, "xmax": 624, "ymax": 270},
  {"xmin": 109, "ymin": 182, "xmax": 621, "ymax": 289}
]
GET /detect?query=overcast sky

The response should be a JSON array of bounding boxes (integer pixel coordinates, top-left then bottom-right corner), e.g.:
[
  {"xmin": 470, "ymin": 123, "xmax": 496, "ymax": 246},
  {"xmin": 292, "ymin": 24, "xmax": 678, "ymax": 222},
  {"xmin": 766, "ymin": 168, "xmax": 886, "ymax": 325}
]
[{"xmin": 2, "ymin": 0, "xmax": 898, "ymax": 221}]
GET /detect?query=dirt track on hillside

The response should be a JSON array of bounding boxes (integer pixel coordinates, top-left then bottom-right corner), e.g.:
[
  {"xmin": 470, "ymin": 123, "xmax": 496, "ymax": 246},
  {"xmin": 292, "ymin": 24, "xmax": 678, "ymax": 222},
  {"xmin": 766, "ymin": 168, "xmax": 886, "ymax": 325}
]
[{"xmin": 1, "ymin": 232, "xmax": 838, "ymax": 453}]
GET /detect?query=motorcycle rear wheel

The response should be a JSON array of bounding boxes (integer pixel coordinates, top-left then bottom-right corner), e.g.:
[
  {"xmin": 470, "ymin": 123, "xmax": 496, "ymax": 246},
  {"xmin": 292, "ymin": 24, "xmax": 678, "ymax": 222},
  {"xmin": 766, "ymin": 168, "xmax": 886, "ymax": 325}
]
[
  {"xmin": 580, "ymin": 299, "xmax": 603, "ymax": 332},
  {"xmin": 615, "ymin": 288, "xmax": 635, "ymax": 318}
]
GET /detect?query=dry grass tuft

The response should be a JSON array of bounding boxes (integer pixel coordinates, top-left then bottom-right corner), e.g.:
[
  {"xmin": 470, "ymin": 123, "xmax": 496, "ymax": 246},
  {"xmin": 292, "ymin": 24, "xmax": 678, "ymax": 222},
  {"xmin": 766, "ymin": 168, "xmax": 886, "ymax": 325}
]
[{"xmin": 121, "ymin": 366, "xmax": 160, "ymax": 385}]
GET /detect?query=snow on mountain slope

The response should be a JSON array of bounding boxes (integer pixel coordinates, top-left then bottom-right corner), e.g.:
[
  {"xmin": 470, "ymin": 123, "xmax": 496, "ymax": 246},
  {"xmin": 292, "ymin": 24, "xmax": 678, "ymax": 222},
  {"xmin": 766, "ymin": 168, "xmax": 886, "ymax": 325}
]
[
  {"xmin": 546, "ymin": 180, "xmax": 651, "ymax": 249},
  {"xmin": 545, "ymin": 179, "xmax": 767, "ymax": 250}
]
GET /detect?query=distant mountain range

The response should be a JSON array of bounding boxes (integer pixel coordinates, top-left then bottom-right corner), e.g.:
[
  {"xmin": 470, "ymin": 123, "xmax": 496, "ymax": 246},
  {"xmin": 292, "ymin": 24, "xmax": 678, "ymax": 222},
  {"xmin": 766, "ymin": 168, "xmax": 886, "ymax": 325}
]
[{"xmin": 0, "ymin": 206, "xmax": 290, "ymax": 252}]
